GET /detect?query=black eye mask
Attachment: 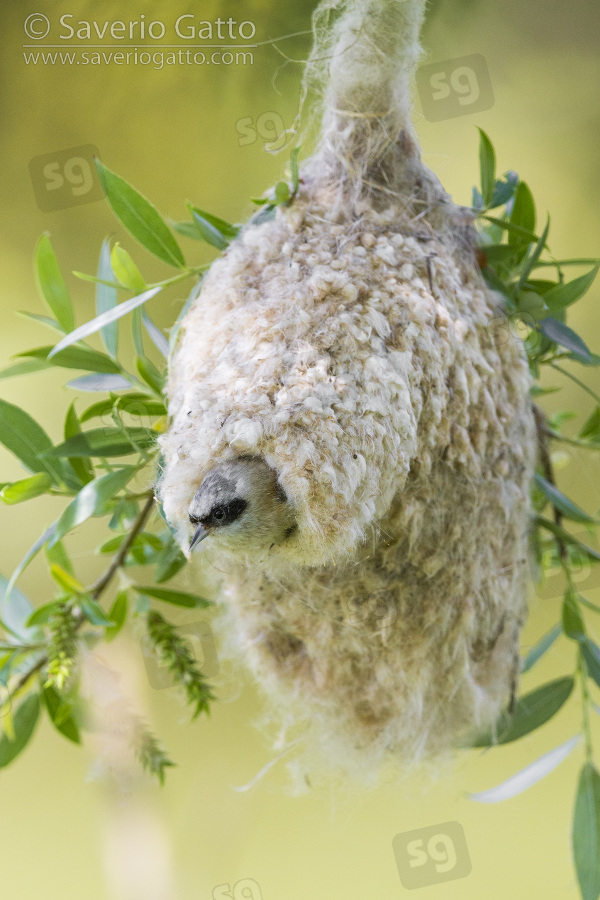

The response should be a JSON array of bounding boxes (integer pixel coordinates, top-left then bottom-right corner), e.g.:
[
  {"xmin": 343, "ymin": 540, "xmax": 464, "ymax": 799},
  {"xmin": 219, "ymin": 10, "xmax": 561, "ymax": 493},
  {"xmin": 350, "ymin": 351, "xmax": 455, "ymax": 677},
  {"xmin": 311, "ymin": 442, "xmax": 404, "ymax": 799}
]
[{"xmin": 190, "ymin": 498, "xmax": 248, "ymax": 528}]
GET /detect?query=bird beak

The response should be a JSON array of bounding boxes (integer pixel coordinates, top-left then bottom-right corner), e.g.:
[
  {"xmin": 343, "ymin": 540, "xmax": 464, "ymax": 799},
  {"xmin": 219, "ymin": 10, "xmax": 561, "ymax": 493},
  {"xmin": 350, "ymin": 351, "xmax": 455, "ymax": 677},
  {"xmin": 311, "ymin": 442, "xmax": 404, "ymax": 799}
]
[{"xmin": 190, "ymin": 523, "xmax": 209, "ymax": 550}]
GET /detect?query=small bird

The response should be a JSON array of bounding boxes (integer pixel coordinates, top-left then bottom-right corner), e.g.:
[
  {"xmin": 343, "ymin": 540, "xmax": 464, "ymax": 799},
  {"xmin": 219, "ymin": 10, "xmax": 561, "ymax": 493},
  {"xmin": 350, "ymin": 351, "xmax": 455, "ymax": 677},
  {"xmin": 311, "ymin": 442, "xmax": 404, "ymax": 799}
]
[{"xmin": 188, "ymin": 457, "xmax": 296, "ymax": 554}]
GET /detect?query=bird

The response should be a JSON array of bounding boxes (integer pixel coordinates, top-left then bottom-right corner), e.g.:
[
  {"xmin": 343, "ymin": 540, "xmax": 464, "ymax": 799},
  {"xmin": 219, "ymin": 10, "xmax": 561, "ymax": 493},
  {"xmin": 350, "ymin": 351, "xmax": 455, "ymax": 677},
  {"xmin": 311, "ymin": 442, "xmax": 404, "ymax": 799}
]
[
  {"xmin": 158, "ymin": 0, "xmax": 537, "ymax": 781},
  {"xmin": 188, "ymin": 456, "xmax": 297, "ymax": 554}
]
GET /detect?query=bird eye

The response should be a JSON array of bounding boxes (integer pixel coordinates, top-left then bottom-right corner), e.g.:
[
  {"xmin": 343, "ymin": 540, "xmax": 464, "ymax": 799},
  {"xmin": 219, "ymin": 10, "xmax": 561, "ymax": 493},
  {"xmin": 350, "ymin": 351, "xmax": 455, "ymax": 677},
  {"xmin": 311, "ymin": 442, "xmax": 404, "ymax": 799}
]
[{"xmin": 208, "ymin": 498, "xmax": 247, "ymax": 526}]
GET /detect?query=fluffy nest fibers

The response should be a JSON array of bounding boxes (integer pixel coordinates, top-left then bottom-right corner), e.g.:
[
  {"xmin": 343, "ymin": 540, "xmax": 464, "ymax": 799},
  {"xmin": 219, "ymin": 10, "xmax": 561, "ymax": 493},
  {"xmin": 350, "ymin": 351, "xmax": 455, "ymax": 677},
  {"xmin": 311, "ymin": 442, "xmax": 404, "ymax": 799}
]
[{"xmin": 158, "ymin": 0, "xmax": 537, "ymax": 781}]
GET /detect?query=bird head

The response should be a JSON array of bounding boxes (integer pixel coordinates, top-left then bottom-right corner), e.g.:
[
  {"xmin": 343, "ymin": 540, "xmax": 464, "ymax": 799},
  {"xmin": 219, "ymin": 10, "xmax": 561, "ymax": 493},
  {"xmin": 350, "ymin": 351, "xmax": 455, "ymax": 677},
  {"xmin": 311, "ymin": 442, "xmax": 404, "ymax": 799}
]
[{"xmin": 188, "ymin": 456, "xmax": 296, "ymax": 554}]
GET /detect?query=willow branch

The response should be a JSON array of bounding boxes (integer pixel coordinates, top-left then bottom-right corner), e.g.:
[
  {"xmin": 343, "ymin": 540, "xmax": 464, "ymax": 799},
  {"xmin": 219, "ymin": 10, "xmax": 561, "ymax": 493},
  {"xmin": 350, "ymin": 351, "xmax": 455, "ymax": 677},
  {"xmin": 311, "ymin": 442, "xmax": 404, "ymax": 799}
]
[{"xmin": 12, "ymin": 492, "xmax": 156, "ymax": 695}]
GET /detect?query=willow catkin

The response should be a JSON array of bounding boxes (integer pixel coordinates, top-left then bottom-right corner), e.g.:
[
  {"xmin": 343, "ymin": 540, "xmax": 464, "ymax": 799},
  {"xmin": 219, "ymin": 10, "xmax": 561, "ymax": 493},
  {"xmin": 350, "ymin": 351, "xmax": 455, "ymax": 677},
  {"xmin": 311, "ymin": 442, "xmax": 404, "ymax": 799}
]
[{"xmin": 158, "ymin": 0, "xmax": 536, "ymax": 782}]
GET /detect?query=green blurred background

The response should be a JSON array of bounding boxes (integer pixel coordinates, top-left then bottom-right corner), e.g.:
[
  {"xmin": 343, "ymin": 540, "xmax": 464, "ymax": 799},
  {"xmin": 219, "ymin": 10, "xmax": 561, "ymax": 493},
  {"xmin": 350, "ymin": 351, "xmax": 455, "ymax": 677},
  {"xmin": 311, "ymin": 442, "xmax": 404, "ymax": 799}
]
[{"xmin": 1, "ymin": 0, "xmax": 600, "ymax": 897}]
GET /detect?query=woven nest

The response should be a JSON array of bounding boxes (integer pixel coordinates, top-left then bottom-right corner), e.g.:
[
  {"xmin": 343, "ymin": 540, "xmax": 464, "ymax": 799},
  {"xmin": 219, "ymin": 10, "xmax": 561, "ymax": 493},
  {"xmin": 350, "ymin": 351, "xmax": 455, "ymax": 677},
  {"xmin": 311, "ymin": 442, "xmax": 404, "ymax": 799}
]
[{"xmin": 158, "ymin": 0, "xmax": 537, "ymax": 781}]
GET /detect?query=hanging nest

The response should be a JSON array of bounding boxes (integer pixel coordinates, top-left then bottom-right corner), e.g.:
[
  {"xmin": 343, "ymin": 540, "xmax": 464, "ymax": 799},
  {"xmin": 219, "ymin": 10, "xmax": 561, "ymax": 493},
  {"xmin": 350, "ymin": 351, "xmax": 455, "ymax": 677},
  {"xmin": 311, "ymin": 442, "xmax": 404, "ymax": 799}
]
[{"xmin": 159, "ymin": 0, "xmax": 536, "ymax": 781}]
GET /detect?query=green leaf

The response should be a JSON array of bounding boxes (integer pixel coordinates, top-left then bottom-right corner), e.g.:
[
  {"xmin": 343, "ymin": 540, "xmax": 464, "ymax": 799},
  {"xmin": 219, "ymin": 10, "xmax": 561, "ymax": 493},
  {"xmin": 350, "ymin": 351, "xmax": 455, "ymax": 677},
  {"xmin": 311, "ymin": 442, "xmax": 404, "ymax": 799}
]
[
  {"xmin": 0, "ymin": 360, "xmax": 50, "ymax": 381},
  {"xmin": 42, "ymin": 686, "xmax": 80, "ymax": 744},
  {"xmin": 49, "ymin": 564, "xmax": 85, "ymax": 594},
  {"xmin": 26, "ymin": 600, "xmax": 61, "ymax": 627},
  {"xmin": 136, "ymin": 356, "xmax": 164, "ymax": 396},
  {"xmin": 17, "ymin": 345, "xmax": 121, "ymax": 374},
  {"xmin": 142, "ymin": 312, "xmax": 169, "ymax": 358},
  {"xmin": 17, "ymin": 311, "xmax": 66, "ymax": 334},
  {"xmin": 274, "ymin": 181, "xmax": 291, "ymax": 205},
  {"xmin": 34, "ymin": 234, "xmax": 74, "ymax": 333},
  {"xmin": 44, "ymin": 427, "xmax": 155, "ymax": 458},
  {"xmin": 66, "ymin": 374, "xmax": 134, "ymax": 393},
  {"xmin": 110, "ymin": 244, "xmax": 146, "ymax": 293},
  {"xmin": 188, "ymin": 207, "xmax": 229, "ymax": 250},
  {"xmin": 80, "ymin": 596, "xmax": 115, "ymax": 627},
  {"xmin": 0, "ymin": 575, "xmax": 36, "ymax": 642},
  {"xmin": 50, "ymin": 467, "xmax": 137, "ymax": 545},
  {"xmin": 472, "ymin": 676, "xmax": 574, "ymax": 746},
  {"xmin": 0, "ymin": 473, "xmax": 51, "ymax": 504},
  {"xmin": 3, "ymin": 524, "xmax": 56, "ymax": 611},
  {"xmin": 0, "ymin": 694, "xmax": 40, "ymax": 768},
  {"xmin": 580, "ymin": 408, "xmax": 600, "ymax": 442},
  {"xmin": 64, "ymin": 402, "xmax": 94, "ymax": 486},
  {"xmin": 133, "ymin": 586, "xmax": 212, "ymax": 609},
  {"xmin": 573, "ymin": 762, "xmax": 600, "ymax": 900},
  {"xmin": 534, "ymin": 473, "xmax": 598, "ymax": 524},
  {"xmin": 521, "ymin": 622, "xmax": 562, "ymax": 673},
  {"xmin": 544, "ymin": 265, "xmax": 600, "ymax": 314},
  {"xmin": 105, "ymin": 591, "xmax": 128, "ymax": 641},
  {"xmin": 509, "ymin": 182, "xmax": 536, "ymax": 247},
  {"xmin": 581, "ymin": 639, "xmax": 600, "ymax": 690},
  {"xmin": 517, "ymin": 290, "xmax": 547, "ymax": 319},
  {"xmin": 489, "ymin": 170, "xmax": 519, "ymax": 209},
  {"xmin": 518, "ymin": 215, "xmax": 551, "ymax": 287},
  {"xmin": 96, "ymin": 239, "xmax": 119, "ymax": 359},
  {"xmin": 95, "ymin": 160, "xmax": 185, "ymax": 268},
  {"xmin": 155, "ymin": 540, "xmax": 187, "ymax": 583},
  {"xmin": 80, "ymin": 394, "xmax": 166, "ymax": 423},
  {"xmin": 0, "ymin": 398, "xmax": 66, "ymax": 486},
  {"xmin": 536, "ymin": 517, "xmax": 600, "ymax": 563},
  {"xmin": 538, "ymin": 318, "xmax": 592, "ymax": 361},
  {"xmin": 48, "ymin": 286, "xmax": 161, "ymax": 357},
  {"xmin": 477, "ymin": 128, "xmax": 496, "ymax": 207},
  {"xmin": 562, "ymin": 590, "xmax": 586, "ymax": 638}
]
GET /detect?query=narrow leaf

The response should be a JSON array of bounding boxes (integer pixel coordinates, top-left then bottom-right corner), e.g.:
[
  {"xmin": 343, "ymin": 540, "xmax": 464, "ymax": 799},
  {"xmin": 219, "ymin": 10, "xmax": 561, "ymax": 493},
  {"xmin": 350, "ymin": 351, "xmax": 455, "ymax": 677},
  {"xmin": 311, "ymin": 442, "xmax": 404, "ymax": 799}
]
[
  {"xmin": 42, "ymin": 686, "xmax": 80, "ymax": 744},
  {"xmin": 521, "ymin": 622, "xmax": 562, "ymax": 673},
  {"xmin": 50, "ymin": 467, "xmax": 136, "ymax": 545},
  {"xmin": 538, "ymin": 318, "xmax": 592, "ymax": 361},
  {"xmin": 544, "ymin": 265, "xmax": 600, "ymax": 314},
  {"xmin": 48, "ymin": 286, "xmax": 161, "ymax": 357},
  {"xmin": 105, "ymin": 591, "xmax": 128, "ymax": 641},
  {"xmin": 573, "ymin": 762, "xmax": 600, "ymax": 900},
  {"xmin": 0, "ymin": 473, "xmax": 51, "ymax": 505},
  {"xmin": 142, "ymin": 312, "xmax": 169, "ymax": 358},
  {"xmin": 534, "ymin": 473, "xmax": 598, "ymax": 524},
  {"xmin": 34, "ymin": 234, "xmax": 74, "ymax": 332},
  {"xmin": 472, "ymin": 676, "xmax": 574, "ymax": 746},
  {"xmin": 44, "ymin": 428, "xmax": 155, "ymax": 458},
  {"xmin": 96, "ymin": 239, "xmax": 118, "ymax": 358},
  {"xmin": 66, "ymin": 374, "xmax": 134, "ymax": 392},
  {"xmin": 0, "ymin": 694, "xmax": 40, "ymax": 768},
  {"xmin": 133, "ymin": 586, "xmax": 212, "ymax": 609},
  {"xmin": 189, "ymin": 208, "xmax": 229, "ymax": 250},
  {"xmin": 95, "ymin": 160, "xmax": 185, "ymax": 267},
  {"xmin": 469, "ymin": 735, "xmax": 579, "ymax": 802},
  {"xmin": 18, "ymin": 345, "xmax": 121, "ymax": 374},
  {"xmin": 509, "ymin": 182, "xmax": 536, "ymax": 247},
  {"xmin": 477, "ymin": 128, "xmax": 496, "ymax": 206},
  {"xmin": 110, "ymin": 244, "xmax": 146, "ymax": 293},
  {"xmin": 0, "ymin": 398, "xmax": 65, "ymax": 486}
]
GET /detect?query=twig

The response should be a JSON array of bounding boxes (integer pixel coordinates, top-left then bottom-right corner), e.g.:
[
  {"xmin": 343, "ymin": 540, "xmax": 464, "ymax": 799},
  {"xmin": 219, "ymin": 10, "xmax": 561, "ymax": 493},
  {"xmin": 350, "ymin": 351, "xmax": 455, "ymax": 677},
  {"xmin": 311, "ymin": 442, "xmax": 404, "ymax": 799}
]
[
  {"xmin": 90, "ymin": 493, "xmax": 155, "ymax": 598},
  {"xmin": 11, "ymin": 492, "xmax": 156, "ymax": 695}
]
